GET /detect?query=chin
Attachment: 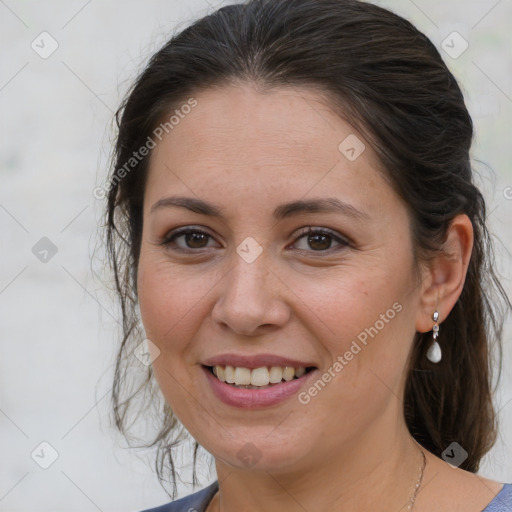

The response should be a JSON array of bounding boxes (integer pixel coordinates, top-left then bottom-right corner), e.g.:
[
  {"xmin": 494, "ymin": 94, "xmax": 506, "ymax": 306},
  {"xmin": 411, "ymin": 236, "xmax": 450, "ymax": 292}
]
[{"xmin": 206, "ymin": 433, "xmax": 310, "ymax": 472}]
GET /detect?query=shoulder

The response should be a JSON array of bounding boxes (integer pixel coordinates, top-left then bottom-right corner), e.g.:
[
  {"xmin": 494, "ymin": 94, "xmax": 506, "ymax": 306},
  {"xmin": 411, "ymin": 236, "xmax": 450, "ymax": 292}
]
[
  {"xmin": 417, "ymin": 450, "xmax": 511, "ymax": 511},
  {"xmin": 482, "ymin": 483, "xmax": 512, "ymax": 511},
  {"xmin": 139, "ymin": 481, "xmax": 219, "ymax": 512}
]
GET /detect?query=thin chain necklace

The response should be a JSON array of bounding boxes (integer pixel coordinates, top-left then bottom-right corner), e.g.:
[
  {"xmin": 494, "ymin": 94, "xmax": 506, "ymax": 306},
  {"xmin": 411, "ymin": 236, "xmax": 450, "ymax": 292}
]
[
  {"xmin": 406, "ymin": 448, "xmax": 427, "ymax": 511},
  {"xmin": 208, "ymin": 448, "xmax": 427, "ymax": 512}
]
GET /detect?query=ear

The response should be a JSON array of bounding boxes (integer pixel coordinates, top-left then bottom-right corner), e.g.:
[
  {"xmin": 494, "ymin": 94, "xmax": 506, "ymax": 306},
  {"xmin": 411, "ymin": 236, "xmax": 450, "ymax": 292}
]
[{"xmin": 415, "ymin": 214, "xmax": 474, "ymax": 333}]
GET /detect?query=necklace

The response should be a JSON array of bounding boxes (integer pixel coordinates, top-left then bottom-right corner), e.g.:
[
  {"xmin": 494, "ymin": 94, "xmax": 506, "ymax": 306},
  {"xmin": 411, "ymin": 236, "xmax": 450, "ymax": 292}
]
[{"xmin": 406, "ymin": 448, "xmax": 427, "ymax": 511}]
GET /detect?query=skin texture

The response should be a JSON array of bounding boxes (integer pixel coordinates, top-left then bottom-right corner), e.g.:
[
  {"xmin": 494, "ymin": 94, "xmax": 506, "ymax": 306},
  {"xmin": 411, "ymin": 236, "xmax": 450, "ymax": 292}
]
[{"xmin": 137, "ymin": 83, "xmax": 502, "ymax": 511}]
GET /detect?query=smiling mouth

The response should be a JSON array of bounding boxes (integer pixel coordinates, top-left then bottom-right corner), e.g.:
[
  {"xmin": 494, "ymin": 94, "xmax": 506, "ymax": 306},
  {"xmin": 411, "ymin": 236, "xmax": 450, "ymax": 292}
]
[{"xmin": 204, "ymin": 365, "xmax": 316, "ymax": 389}]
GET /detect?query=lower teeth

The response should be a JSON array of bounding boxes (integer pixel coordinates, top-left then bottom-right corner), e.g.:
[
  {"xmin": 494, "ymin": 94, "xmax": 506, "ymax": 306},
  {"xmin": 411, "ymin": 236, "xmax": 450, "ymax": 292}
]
[
  {"xmin": 232, "ymin": 383, "xmax": 278, "ymax": 389},
  {"xmin": 226, "ymin": 379, "xmax": 301, "ymax": 389}
]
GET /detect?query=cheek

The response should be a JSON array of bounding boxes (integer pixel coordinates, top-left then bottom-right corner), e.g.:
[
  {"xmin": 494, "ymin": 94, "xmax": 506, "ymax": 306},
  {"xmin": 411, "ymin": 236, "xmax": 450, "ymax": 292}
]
[
  {"xmin": 293, "ymin": 266, "xmax": 407, "ymax": 343},
  {"xmin": 295, "ymin": 266, "xmax": 415, "ymax": 392},
  {"xmin": 136, "ymin": 256, "xmax": 205, "ymax": 423},
  {"xmin": 296, "ymin": 291, "xmax": 414, "ymax": 445},
  {"xmin": 137, "ymin": 255, "xmax": 207, "ymax": 348}
]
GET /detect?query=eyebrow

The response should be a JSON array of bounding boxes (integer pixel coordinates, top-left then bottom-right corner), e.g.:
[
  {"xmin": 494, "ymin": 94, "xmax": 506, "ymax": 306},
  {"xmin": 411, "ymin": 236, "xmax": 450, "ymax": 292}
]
[{"xmin": 149, "ymin": 195, "xmax": 369, "ymax": 221}]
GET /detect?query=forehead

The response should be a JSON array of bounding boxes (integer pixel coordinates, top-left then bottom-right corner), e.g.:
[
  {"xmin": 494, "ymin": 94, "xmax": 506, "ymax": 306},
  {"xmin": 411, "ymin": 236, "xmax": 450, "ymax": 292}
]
[
  {"xmin": 152, "ymin": 83, "xmax": 379, "ymax": 162},
  {"xmin": 144, "ymin": 83, "xmax": 394, "ymax": 220}
]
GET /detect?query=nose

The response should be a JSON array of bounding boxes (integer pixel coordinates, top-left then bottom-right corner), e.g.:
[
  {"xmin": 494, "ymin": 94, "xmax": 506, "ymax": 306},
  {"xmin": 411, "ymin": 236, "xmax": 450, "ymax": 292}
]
[{"xmin": 211, "ymin": 249, "xmax": 291, "ymax": 337}]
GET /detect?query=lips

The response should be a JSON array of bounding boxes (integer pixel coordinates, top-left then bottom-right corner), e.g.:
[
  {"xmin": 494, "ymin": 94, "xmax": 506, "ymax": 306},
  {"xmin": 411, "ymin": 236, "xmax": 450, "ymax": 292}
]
[
  {"xmin": 200, "ymin": 354, "xmax": 319, "ymax": 408},
  {"xmin": 202, "ymin": 364, "xmax": 318, "ymax": 408}
]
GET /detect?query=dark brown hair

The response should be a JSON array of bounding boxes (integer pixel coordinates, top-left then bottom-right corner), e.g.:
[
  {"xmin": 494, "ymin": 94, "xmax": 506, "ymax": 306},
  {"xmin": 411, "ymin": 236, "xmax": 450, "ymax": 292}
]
[{"xmin": 103, "ymin": 0, "xmax": 510, "ymax": 499}]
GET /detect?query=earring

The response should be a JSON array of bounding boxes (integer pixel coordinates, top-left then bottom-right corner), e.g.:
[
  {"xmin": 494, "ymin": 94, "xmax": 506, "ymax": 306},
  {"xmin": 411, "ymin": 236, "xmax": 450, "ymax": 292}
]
[{"xmin": 426, "ymin": 311, "xmax": 442, "ymax": 363}]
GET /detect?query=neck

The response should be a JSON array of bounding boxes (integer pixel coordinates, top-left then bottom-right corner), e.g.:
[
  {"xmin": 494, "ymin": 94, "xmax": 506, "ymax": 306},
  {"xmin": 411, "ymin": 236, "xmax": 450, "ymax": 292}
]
[{"xmin": 210, "ymin": 417, "xmax": 425, "ymax": 512}]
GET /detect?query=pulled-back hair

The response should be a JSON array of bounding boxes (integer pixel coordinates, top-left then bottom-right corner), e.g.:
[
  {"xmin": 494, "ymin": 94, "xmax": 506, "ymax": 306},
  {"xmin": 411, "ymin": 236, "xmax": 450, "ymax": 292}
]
[{"xmin": 104, "ymin": 0, "xmax": 510, "ymax": 499}]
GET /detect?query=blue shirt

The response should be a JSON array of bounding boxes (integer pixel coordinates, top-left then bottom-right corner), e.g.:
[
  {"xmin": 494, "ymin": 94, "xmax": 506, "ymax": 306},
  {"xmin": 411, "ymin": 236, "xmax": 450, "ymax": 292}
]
[{"xmin": 140, "ymin": 480, "xmax": 512, "ymax": 511}]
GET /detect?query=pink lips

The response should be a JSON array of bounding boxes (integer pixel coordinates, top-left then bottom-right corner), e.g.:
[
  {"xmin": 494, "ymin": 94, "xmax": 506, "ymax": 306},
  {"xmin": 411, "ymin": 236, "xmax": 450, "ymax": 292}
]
[{"xmin": 202, "ymin": 364, "xmax": 318, "ymax": 409}]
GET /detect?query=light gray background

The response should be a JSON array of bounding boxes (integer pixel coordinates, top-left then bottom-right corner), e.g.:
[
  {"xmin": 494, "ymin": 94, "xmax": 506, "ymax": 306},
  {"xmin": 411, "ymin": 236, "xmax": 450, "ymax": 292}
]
[{"xmin": 1, "ymin": 1, "xmax": 511, "ymax": 511}]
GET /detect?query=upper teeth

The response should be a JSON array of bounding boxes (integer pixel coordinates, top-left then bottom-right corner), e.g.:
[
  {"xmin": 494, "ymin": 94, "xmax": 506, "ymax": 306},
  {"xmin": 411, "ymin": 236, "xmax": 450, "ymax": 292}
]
[{"xmin": 212, "ymin": 365, "xmax": 306, "ymax": 386}]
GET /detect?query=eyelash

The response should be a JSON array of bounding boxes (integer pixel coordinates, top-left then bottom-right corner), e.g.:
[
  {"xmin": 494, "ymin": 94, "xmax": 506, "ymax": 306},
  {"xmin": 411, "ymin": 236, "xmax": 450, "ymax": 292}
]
[{"xmin": 160, "ymin": 226, "xmax": 351, "ymax": 255}]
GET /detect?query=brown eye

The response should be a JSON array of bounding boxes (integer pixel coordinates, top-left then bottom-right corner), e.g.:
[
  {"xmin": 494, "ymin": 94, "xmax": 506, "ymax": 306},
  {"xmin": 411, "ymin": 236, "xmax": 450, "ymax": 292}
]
[
  {"xmin": 292, "ymin": 227, "xmax": 349, "ymax": 253},
  {"xmin": 182, "ymin": 232, "xmax": 209, "ymax": 249},
  {"xmin": 161, "ymin": 228, "xmax": 218, "ymax": 251}
]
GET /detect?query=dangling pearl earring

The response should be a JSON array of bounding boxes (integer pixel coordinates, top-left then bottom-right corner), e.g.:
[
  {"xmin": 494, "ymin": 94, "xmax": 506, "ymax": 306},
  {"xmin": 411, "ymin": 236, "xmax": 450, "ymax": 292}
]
[{"xmin": 426, "ymin": 310, "xmax": 442, "ymax": 363}]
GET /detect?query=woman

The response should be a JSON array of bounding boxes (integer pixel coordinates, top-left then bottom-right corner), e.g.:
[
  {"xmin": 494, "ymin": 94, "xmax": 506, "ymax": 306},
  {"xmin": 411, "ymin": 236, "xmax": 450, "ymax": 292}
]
[{"xmin": 104, "ymin": 0, "xmax": 512, "ymax": 510}]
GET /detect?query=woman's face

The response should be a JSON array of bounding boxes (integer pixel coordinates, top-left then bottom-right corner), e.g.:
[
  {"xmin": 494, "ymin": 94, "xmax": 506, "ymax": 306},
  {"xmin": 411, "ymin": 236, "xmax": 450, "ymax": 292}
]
[{"xmin": 137, "ymin": 83, "xmax": 424, "ymax": 473}]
